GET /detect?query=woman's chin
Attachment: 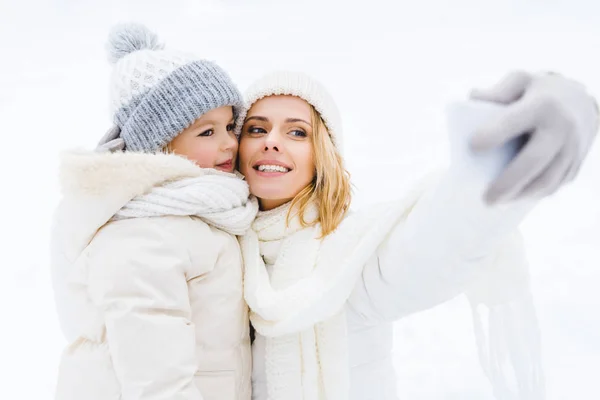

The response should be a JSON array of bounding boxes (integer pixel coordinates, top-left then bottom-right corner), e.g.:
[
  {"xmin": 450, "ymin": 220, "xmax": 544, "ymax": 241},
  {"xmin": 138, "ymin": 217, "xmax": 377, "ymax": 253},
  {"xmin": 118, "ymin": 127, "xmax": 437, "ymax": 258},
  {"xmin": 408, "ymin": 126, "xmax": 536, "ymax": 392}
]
[
  {"xmin": 256, "ymin": 195, "xmax": 294, "ymax": 211},
  {"xmin": 249, "ymin": 184, "xmax": 292, "ymax": 201}
]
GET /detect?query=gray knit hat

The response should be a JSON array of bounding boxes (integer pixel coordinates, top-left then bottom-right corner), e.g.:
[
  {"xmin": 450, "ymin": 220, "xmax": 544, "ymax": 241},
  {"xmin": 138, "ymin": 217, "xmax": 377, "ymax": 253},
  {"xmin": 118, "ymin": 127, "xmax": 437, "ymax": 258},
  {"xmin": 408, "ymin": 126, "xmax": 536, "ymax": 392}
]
[{"xmin": 106, "ymin": 23, "xmax": 244, "ymax": 153}]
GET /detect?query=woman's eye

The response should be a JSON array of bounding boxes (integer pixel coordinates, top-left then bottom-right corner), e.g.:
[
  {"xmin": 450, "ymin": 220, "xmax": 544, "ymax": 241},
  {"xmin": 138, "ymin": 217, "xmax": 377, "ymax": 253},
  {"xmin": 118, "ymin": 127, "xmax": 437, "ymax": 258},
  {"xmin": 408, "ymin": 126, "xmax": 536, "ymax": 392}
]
[
  {"xmin": 197, "ymin": 129, "xmax": 214, "ymax": 137},
  {"xmin": 246, "ymin": 126, "xmax": 267, "ymax": 135},
  {"xmin": 289, "ymin": 129, "xmax": 307, "ymax": 138},
  {"xmin": 226, "ymin": 123, "xmax": 236, "ymax": 132}
]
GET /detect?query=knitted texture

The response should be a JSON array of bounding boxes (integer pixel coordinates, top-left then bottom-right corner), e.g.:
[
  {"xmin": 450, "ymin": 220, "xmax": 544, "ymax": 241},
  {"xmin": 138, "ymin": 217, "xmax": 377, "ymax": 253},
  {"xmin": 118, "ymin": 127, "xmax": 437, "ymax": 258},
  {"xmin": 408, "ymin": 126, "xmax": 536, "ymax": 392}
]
[
  {"xmin": 248, "ymin": 203, "xmax": 343, "ymax": 399},
  {"xmin": 112, "ymin": 172, "xmax": 258, "ymax": 235},
  {"xmin": 106, "ymin": 23, "xmax": 244, "ymax": 152},
  {"xmin": 241, "ymin": 196, "xmax": 425, "ymax": 399}
]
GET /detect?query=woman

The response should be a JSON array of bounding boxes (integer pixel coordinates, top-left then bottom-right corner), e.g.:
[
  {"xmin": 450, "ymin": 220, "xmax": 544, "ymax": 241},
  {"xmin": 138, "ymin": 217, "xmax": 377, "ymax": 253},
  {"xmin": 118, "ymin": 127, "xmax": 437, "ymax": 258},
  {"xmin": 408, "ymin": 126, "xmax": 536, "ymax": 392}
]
[
  {"xmin": 236, "ymin": 71, "xmax": 598, "ymax": 399},
  {"xmin": 51, "ymin": 24, "xmax": 257, "ymax": 400}
]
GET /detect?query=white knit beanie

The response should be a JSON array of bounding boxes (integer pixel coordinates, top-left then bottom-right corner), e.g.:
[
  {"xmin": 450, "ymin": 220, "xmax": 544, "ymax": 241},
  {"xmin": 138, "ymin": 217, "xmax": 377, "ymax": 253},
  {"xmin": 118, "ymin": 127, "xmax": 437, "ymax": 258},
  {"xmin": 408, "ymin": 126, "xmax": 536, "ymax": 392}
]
[{"xmin": 240, "ymin": 71, "xmax": 344, "ymax": 153}]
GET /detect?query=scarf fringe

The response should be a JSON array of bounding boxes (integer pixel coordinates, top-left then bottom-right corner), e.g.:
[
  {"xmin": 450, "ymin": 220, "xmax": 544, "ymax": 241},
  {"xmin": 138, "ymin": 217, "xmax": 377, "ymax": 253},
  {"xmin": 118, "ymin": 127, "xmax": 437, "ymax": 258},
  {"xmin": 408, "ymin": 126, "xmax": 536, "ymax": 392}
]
[{"xmin": 471, "ymin": 299, "xmax": 545, "ymax": 400}]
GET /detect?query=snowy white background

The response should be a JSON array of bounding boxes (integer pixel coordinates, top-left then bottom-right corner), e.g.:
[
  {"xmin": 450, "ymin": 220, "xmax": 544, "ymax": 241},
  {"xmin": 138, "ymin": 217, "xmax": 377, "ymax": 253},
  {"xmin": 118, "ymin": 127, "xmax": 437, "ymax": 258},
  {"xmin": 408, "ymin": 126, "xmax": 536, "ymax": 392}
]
[{"xmin": 1, "ymin": 0, "xmax": 599, "ymax": 399}]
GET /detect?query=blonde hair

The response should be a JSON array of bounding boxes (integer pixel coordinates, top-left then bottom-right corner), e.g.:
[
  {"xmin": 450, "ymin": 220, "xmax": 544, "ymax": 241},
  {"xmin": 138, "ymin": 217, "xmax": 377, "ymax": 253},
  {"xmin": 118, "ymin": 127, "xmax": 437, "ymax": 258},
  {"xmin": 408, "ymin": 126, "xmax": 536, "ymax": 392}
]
[{"xmin": 288, "ymin": 105, "xmax": 352, "ymax": 237}]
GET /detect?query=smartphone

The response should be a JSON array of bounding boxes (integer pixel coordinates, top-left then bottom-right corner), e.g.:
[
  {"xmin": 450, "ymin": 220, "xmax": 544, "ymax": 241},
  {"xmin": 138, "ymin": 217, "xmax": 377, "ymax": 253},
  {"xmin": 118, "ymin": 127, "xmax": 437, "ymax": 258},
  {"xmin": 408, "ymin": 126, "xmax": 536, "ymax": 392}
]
[{"xmin": 445, "ymin": 99, "xmax": 528, "ymax": 186}]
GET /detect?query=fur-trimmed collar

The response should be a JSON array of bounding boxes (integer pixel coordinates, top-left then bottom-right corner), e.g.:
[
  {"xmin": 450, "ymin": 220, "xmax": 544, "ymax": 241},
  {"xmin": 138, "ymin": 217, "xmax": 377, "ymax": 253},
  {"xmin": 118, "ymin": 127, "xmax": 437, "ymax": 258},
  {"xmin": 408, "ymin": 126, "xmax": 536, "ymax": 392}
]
[
  {"xmin": 53, "ymin": 150, "xmax": 241, "ymax": 269},
  {"xmin": 59, "ymin": 150, "xmax": 207, "ymax": 199}
]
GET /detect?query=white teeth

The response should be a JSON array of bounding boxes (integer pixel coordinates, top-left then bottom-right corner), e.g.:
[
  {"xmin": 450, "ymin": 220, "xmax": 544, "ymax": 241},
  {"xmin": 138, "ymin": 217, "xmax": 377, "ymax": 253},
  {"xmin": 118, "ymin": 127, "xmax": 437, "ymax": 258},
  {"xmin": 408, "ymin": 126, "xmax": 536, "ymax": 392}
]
[{"xmin": 257, "ymin": 164, "xmax": 289, "ymax": 173}]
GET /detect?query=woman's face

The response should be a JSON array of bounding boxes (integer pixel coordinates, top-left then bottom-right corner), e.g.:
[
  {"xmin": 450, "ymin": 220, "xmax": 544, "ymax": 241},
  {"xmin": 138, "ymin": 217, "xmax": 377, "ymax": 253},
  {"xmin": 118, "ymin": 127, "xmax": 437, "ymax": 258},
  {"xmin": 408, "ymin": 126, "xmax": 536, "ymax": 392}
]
[
  {"xmin": 168, "ymin": 106, "xmax": 238, "ymax": 172},
  {"xmin": 239, "ymin": 95, "xmax": 315, "ymax": 211}
]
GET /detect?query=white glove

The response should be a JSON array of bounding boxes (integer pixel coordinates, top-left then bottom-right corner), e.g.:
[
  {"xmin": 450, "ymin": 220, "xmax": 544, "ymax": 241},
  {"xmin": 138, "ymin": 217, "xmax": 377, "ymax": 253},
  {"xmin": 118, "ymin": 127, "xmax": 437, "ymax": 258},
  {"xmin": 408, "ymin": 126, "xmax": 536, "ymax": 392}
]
[
  {"xmin": 470, "ymin": 71, "xmax": 599, "ymax": 204},
  {"xmin": 96, "ymin": 125, "xmax": 125, "ymax": 153}
]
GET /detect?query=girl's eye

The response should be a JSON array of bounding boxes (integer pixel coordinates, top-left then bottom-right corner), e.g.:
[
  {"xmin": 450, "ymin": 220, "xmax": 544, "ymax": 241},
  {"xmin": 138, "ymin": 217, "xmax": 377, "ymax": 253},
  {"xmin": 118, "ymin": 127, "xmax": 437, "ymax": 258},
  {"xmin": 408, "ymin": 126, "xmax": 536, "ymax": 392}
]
[
  {"xmin": 197, "ymin": 129, "xmax": 214, "ymax": 137},
  {"xmin": 246, "ymin": 126, "xmax": 267, "ymax": 135},
  {"xmin": 289, "ymin": 129, "xmax": 307, "ymax": 138},
  {"xmin": 226, "ymin": 123, "xmax": 236, "ymax": 132}
]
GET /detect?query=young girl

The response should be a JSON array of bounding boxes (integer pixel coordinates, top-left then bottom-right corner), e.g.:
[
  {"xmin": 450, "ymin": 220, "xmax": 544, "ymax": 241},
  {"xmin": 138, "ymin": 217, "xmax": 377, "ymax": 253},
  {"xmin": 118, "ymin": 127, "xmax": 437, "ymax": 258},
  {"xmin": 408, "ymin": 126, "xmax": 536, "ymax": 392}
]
[
  {"xmin": 236, "ymin": 71, "xmax": 598, "ymax": 399},
  {"xmin": 50, "ymin": 24, "xmax": 257, "ymax": 400}
]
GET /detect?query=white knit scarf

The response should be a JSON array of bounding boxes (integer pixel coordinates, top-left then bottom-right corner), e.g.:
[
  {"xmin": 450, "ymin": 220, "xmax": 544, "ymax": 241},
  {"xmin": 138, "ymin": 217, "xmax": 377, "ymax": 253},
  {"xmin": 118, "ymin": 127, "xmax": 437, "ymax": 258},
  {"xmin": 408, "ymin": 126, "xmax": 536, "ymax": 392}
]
[
  {"xmin": 113, "ymin": 170, "xmax": 258, "ymax": 235},
  {"xmin": 241, "ymin": 178, "xmax": 544, "ymax": 400}
]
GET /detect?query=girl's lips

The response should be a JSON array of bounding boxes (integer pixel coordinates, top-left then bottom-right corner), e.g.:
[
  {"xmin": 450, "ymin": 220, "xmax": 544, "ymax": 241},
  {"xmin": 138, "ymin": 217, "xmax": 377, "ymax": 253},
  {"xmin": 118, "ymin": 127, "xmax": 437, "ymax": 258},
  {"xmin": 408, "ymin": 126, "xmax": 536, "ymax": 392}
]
[{"xmin": 215, "ymin": 160, "xmax": 233, "ymax": 172}]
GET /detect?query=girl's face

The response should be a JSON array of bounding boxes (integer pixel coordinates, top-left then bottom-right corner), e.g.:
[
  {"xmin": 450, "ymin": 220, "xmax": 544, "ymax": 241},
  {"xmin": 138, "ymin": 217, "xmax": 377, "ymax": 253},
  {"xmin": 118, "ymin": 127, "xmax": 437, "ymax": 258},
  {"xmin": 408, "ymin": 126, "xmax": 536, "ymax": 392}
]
[
  {"xmin": 168, "ymin": 106, "xmax": 238, "ymax": 172},
  {"xmin": 239, "ymin": 95, "xmax": 315, "ymax": 211}
]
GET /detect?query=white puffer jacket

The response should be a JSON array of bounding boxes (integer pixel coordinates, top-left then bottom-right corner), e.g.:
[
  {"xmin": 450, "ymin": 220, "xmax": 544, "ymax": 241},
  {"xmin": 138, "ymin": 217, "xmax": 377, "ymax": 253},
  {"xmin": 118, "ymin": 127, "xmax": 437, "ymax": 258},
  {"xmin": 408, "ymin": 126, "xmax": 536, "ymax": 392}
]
[
  {"xmin": 247, "ymin": 170, "xmax": 540, "ymax": 400},
  {"xmin": 51, "ymin": 151, "xmax": 252, "ymax": 400}
]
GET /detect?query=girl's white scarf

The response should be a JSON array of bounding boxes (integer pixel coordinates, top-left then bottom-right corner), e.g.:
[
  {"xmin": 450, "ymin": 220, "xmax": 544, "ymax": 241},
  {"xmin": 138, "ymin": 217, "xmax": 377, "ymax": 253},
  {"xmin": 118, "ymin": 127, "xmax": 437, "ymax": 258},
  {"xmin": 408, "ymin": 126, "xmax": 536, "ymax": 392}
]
[
  {"xmin": 113, "ymin": 170, "xmax": 258, "ymax": 235},
  {"xmin": 241, "ymin": 178, "xmax": 544, "ymax": 400}
]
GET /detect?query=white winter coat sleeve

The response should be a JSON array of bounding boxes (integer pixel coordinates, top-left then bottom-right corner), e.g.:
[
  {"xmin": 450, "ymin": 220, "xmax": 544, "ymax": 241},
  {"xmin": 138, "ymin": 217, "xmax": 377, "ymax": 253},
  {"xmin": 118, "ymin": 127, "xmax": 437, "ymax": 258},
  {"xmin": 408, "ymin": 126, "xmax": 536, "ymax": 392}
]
[
  {"xmin": 347, "ymin": 170, "xmax": 535, "ymax": 325},
  {"xmin": 85, "ymin": 219, "xmax": 204, "ymax": 400}
]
